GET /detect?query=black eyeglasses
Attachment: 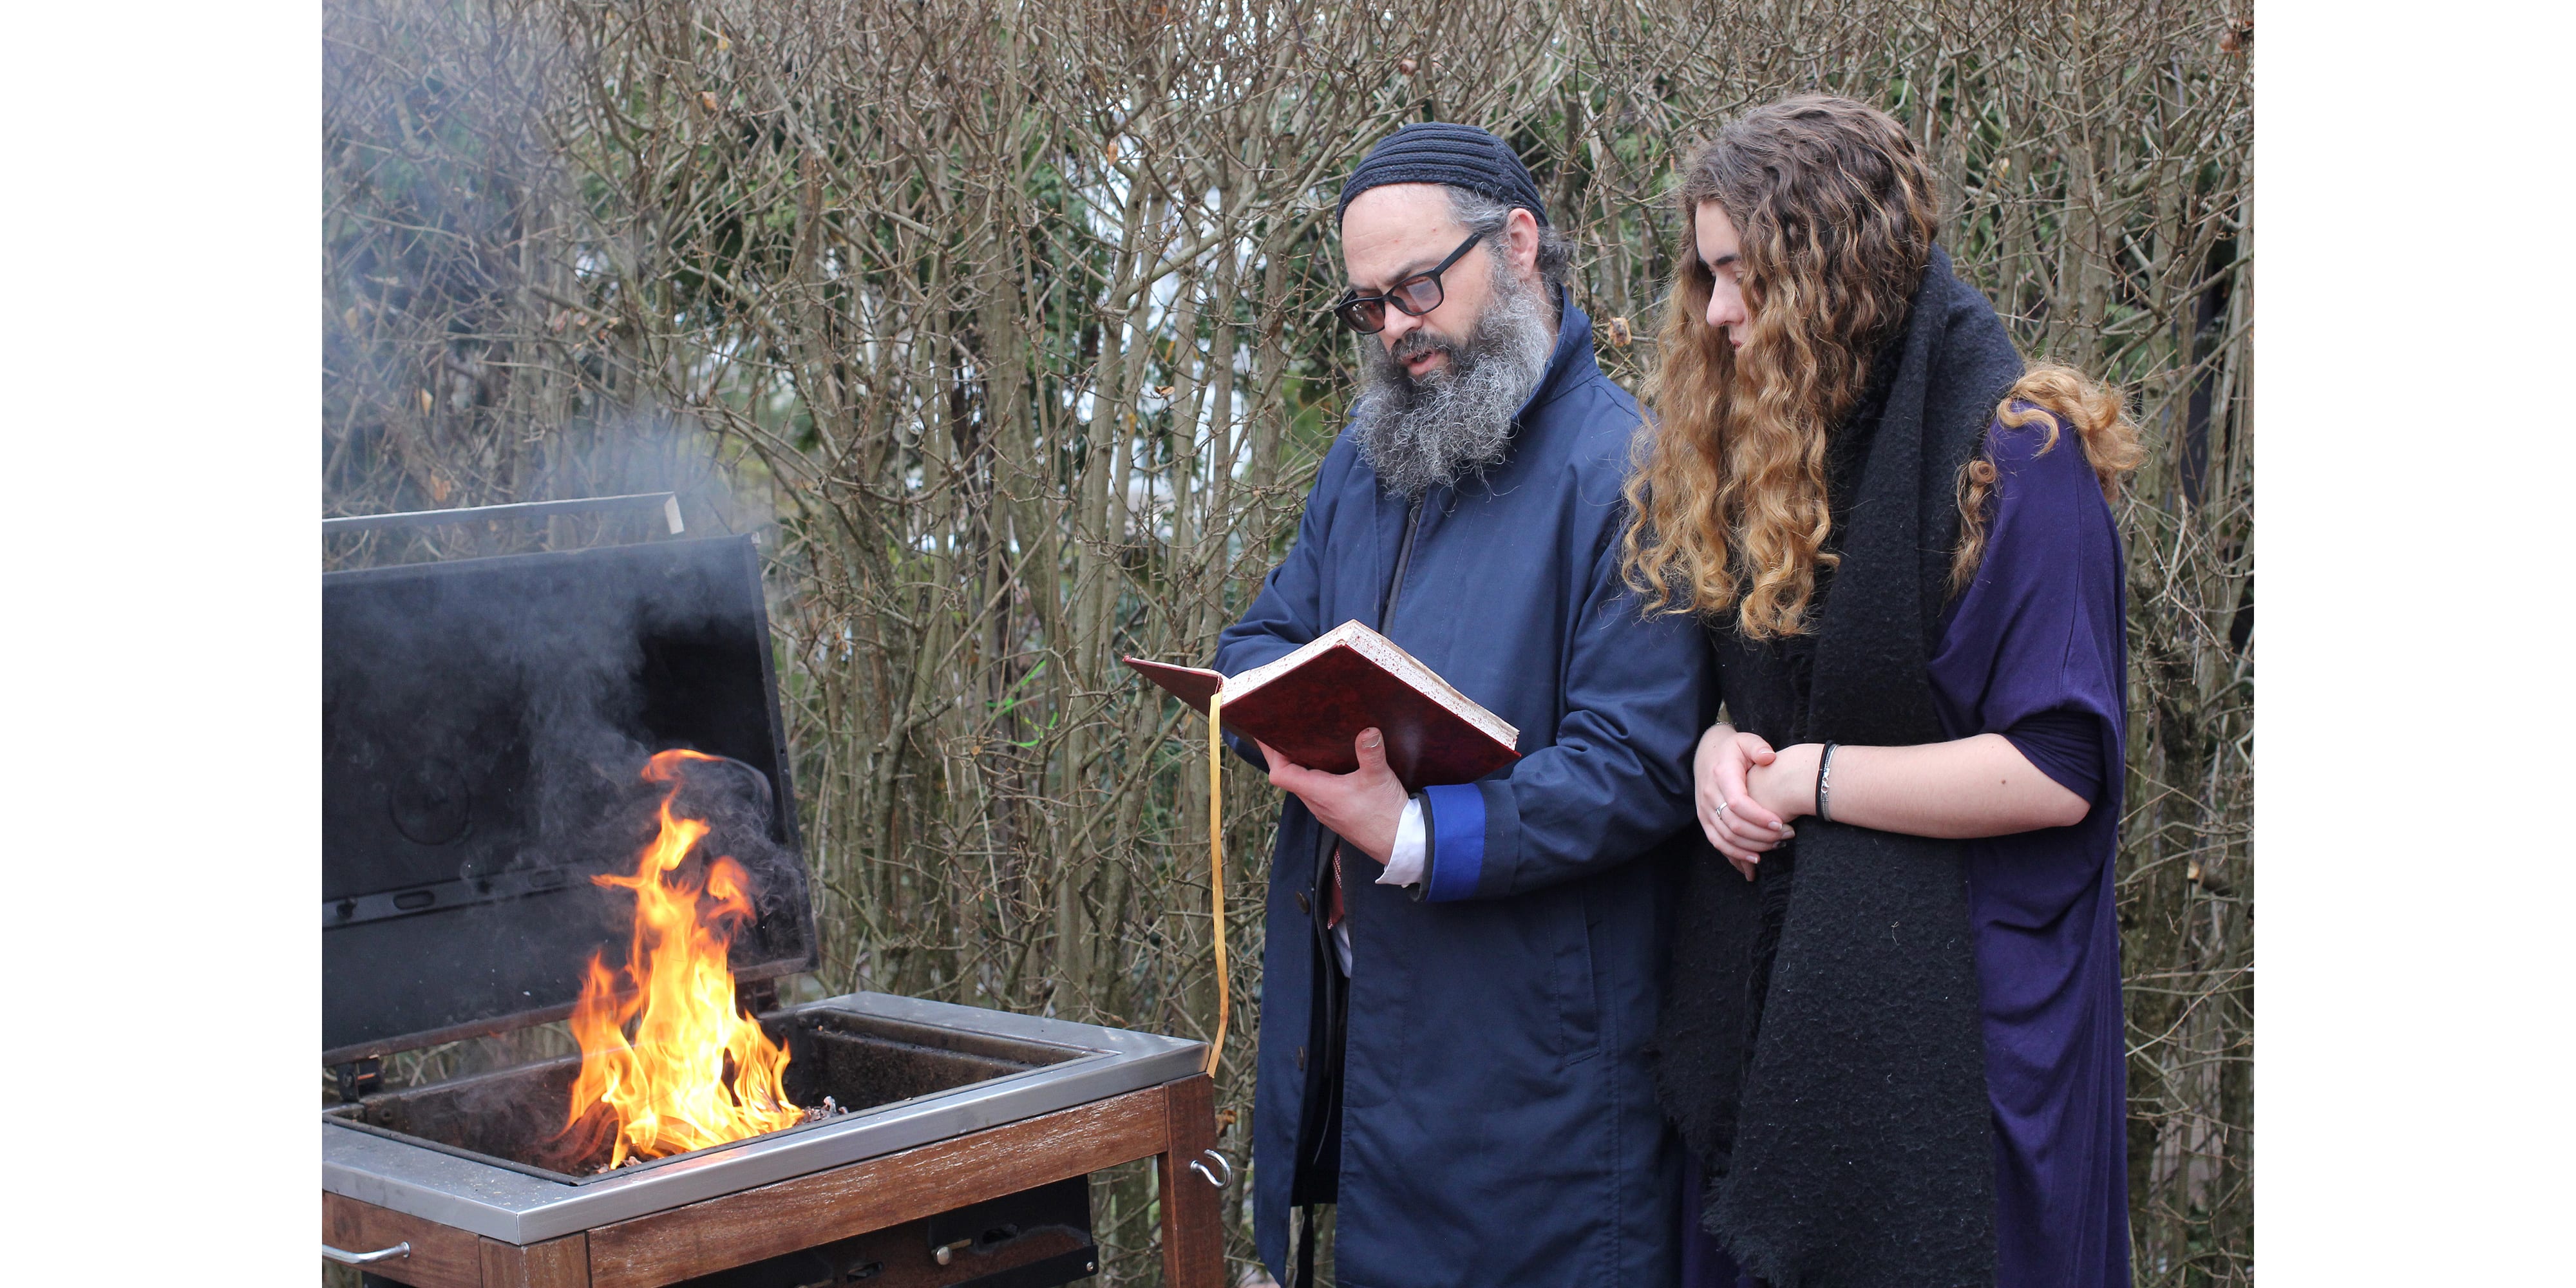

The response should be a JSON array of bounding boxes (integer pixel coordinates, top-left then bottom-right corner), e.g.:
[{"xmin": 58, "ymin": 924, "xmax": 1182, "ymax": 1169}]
[{"xmin": 1332, "ymin": 231, "xmax": 1485, "ymax": 334}]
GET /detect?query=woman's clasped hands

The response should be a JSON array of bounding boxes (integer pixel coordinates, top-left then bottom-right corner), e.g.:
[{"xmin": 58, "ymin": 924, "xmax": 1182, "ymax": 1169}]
[{"xmin": 1694, "ymin": 721, "xmax": 1822, "ymax": 882}]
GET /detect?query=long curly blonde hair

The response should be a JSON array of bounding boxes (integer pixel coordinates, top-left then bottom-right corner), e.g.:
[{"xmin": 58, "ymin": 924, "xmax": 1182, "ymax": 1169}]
[{"xmin": 1621, "ymin": 96, "xmax": 2140, "ymax": 638}]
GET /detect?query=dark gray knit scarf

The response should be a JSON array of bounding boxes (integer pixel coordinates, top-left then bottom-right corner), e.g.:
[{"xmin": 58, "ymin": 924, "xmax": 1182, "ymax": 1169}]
[{"xmin": 1653, "ymin": 245, "xmax": 2024, "ymax": 1288}]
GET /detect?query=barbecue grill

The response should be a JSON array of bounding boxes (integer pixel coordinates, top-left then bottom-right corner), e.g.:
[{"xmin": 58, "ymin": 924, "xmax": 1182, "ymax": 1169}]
[{"xmin": 323, "ymin": 533, "xmax": 1224, "ymax": 1288}]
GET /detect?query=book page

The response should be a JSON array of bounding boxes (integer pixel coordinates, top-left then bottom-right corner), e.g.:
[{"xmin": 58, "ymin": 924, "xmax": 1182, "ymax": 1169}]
[
  {"xmin": 1220, "ymin": 625, "xmax": 1349, "ymax": 697},
  {"xmin": 1340, "ymin": 627, "xmax": 1520, "ymax": 748}
]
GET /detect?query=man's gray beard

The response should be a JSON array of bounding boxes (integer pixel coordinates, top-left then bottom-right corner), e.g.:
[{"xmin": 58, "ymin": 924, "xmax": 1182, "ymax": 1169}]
[{"xmin": 1349, "ymin": 262, "xmax": 1555, "ymax": 498}]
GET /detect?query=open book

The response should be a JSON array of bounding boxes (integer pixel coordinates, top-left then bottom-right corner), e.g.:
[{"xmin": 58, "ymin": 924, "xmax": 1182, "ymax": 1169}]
[{"xmin": 1122, "ymin": 620, "xmax": 1520, "ymax": 790}]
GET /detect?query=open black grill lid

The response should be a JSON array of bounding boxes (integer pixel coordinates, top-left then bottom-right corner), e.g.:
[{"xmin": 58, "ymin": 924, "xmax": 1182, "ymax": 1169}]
[{"xmin": 323, "ymin": 535, "xmax": 813, "ymax": 1064}]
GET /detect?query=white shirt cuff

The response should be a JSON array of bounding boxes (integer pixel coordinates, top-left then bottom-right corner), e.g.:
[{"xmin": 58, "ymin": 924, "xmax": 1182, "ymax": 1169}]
[{"xmin": 1378, "ymin": 796, "xmax": 1427, "ymax": 887}]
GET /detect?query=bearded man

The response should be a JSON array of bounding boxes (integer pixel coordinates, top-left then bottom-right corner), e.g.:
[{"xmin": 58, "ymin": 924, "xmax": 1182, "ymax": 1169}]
[{"xmin": 1217, "ymin": 124, "xmax": 1712, "ymax": 1288}]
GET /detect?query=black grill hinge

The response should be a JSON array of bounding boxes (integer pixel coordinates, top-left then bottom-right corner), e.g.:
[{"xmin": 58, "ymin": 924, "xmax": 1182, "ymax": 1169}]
[{"xmin": 333, "ymin": 1056, "xmax": 382, "ymax": 1104}]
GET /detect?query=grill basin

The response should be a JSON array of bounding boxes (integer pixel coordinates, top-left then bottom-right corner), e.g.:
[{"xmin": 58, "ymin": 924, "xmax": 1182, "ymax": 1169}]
[
  {"xmin": 328, "ymin": 1009, "xmax": 1081, "ymax": 1184},
  {"xmin": 321, "ymin": 992, "xmax": 1205, "ymax": 1244}
]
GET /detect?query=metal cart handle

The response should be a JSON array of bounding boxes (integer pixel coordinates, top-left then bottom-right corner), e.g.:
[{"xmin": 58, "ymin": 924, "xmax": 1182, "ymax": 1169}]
[{"xmin": 322, "ymin": 1241, "xmax": 412, "ymax": 1265}]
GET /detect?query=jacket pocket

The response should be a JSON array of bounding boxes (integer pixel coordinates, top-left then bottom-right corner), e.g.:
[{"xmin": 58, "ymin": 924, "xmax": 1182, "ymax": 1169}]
[{"xmin": 1557, "ymin": 887, "xmax": 1603, "ymax": 1066}]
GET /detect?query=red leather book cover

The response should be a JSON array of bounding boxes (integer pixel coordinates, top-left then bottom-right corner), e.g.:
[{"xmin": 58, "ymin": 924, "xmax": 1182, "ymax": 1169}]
[
  {"xmin": 1122, "ymin": 621, "xmax": 1520, "ymax": 791},
  {"xmin": 1122, "ymin": 658, "xmax": 1225, "ymax": 712}
]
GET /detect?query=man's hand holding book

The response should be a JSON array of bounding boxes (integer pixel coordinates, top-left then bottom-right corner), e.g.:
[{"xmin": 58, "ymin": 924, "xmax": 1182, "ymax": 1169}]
[{"xmin": 1258, "ymin": 727, "xmax": 1408, "ymax": 864}]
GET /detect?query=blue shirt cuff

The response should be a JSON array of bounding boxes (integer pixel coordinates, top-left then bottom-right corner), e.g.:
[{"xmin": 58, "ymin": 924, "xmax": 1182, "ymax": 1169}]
[{"xmin": 1420, "ymin": 782, "xmax": 1487, "ymax": 902}]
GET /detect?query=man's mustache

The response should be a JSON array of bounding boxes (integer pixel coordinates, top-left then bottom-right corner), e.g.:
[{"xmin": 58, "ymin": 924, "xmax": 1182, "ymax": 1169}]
[{"xmin": 1387, "ymin": 328, "xmax": 1461, "ymax": 372}]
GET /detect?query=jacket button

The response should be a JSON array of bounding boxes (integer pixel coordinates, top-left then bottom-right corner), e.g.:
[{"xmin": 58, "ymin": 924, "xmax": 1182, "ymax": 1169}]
[
  {"xmin": 1296, "ymin": 1045, "xmax": 1307, "ymax": 1071},
  {"xmin": 1294, "ymin": 890, "xmax": 1312, "ymax": 915}
]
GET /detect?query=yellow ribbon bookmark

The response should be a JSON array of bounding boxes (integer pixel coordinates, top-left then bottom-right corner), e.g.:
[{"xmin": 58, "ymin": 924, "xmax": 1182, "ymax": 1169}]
[{"xmin": 1206, "ymin": 692, "xmax": 1229, "ymax": 1080}]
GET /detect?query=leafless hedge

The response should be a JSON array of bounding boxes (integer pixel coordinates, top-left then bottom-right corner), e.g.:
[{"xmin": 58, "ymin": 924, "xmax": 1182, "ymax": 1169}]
[{"xmin": 323, "ymin": 2, "xmax": 2251, "ymax": 1283}]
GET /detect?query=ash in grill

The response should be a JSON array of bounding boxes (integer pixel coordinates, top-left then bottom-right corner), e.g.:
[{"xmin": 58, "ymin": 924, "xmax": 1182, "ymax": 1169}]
[{"xmin": 322, "ymin": 533, "xmax": 1218, "ymax": 1288}]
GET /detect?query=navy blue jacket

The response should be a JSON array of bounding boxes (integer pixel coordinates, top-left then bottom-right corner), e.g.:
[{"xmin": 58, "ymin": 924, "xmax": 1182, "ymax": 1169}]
[{"xmin": 1218, "ymin": 301, "xmax": 1714, "ymax": 1288}]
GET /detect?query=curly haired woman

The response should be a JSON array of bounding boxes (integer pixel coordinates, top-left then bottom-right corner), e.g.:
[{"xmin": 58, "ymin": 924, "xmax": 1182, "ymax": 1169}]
[{"xmin": 1626, "ymin": 96, "xmax": 2143, "ymax": 1288}]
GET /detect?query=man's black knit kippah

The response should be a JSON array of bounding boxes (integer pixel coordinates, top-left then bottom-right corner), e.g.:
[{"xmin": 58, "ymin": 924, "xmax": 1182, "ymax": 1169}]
[{"xmin": 1336, "ymin": 122, "xmax": 1550, "ymax": 227}]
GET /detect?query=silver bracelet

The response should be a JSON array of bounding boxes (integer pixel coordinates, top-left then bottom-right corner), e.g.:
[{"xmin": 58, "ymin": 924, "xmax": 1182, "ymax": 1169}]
[{"xmin": 1815, "ymin": 742, "xmax": 1839, "ymax": 824}]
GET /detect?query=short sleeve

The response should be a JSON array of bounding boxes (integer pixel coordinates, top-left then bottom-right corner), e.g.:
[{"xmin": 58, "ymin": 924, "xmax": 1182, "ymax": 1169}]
[{"xmin": 2002, "ymin": 708, "xmax": 2105, "ymax": 805}]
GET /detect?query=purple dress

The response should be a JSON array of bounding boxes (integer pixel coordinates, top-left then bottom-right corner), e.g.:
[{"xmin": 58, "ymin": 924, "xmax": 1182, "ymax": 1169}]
[{"xmin": 1683, "ymin": 413, "xmax": 2132, "ymax": 1287}]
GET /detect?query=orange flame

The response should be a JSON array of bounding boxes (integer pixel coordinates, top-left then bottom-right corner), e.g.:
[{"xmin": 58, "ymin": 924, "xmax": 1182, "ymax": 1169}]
[{"xmin": 558, "ymin": 749, "xmax": 800, "ymax": 1168}]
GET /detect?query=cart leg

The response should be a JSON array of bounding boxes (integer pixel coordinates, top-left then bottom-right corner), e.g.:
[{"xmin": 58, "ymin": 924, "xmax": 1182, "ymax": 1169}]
[{"xmin": 1157, "ymin": 1074, "xmax": 1225, "ymax": 1288}]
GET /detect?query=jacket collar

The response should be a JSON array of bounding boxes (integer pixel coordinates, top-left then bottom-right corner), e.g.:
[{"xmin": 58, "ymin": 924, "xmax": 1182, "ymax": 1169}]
[{"xmin": 1513, "ymin": 285, "xmax": 1594, "ymax": 427}]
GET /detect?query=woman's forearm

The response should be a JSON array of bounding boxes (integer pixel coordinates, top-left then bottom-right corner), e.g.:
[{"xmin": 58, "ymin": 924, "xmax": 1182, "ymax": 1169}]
[{"xmin": 1754, "ymin": 734, "xmax": 2089, "ymax": 839}]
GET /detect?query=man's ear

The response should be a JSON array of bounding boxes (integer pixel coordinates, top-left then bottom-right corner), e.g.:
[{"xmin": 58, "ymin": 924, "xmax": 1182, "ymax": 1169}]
[{"xmin": 1506, "ymin": 207, "xmax": 1542, "ymax": 280}]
